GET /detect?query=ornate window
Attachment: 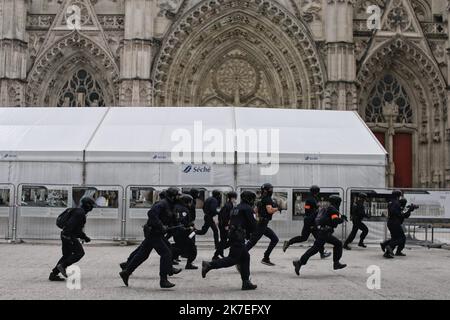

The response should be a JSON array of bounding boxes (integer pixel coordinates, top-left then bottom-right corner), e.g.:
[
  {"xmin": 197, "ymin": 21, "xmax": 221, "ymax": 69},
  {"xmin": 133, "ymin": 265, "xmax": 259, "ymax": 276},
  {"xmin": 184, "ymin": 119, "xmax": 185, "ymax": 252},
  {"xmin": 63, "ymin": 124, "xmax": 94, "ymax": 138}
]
[
  {"xmin": 57, "ymin": 69, "xmax": 105, "ymax": 107},
  {"xmin": 366, "ymin": 74, "xmax": 413, "ymax": 123}
]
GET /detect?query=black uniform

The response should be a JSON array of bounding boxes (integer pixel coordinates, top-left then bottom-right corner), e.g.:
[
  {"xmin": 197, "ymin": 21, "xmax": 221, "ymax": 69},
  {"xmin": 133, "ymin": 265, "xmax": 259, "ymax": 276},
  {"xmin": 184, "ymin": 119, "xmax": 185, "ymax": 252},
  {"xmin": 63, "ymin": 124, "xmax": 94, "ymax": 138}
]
[
  {"xmin": 124, "ymin": 199, "xmax": 175, "ymax": 279},
  {"xmin": 298, "ymin": 205, "xmax": 345, "ymax": 266},
  {"xmin": 213, "ymin": 200, "xmax": 234, "ymax": 258},
  {"xmin": 245, "ymin": 195, "xmax": 279, "ymax": 259},
  {"xmin": 208, "ymin": 202, "xmax": 256, "ymax": 281},
  {"xmin": 382, "ymin": 199, "xmax": 410, "ymax": 255},
  {"xmin": 51, "ymin": 208, "xmax": 90, "ymax": 277},
  {"xmin": 344, "ymin": 201, "xmax": 369, "ymax": 246},
  {"xmin": 285, "ymin": 195, "xmax": 326, "ymax": 255},
  {"xmin": 195, "ymin": 196, "xmax": 220, "ymax": 249},
  {"xmin": 172, "ymin": 203, "xmax": 197, "ymax": 267}
]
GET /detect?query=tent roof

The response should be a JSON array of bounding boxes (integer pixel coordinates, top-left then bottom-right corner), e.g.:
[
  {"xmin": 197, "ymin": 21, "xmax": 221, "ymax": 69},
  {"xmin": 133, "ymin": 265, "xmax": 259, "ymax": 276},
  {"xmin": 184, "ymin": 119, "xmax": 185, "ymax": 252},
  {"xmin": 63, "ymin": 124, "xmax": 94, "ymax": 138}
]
[{"xmin": 0, "ymin": 107, "xmax": 386, "ymax": 165}]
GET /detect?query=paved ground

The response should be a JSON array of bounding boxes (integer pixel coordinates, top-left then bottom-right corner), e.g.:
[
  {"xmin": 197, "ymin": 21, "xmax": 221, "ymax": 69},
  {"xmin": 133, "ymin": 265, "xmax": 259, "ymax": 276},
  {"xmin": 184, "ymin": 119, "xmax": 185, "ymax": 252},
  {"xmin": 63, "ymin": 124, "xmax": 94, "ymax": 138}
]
[{"xmin": 0, "ymin": 240, "xmax": 449, "ymax": 300}]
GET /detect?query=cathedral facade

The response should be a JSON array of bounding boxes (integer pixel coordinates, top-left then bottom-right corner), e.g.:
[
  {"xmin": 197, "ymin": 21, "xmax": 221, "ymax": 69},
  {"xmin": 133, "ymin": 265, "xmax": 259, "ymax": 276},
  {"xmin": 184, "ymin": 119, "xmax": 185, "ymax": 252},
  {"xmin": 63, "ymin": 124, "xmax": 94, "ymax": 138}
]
[{"xmin": 0, "ymin": 0, "xmax": 450, "ymax": 188}]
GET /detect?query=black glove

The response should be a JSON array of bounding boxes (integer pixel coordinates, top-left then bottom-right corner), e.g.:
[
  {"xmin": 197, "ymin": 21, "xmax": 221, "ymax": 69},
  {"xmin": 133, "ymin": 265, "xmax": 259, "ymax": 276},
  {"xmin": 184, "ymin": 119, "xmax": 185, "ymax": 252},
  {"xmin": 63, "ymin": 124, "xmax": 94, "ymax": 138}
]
[{"xmin": 84, "ymin": 236, "xmax": 91, "ymax": 243}]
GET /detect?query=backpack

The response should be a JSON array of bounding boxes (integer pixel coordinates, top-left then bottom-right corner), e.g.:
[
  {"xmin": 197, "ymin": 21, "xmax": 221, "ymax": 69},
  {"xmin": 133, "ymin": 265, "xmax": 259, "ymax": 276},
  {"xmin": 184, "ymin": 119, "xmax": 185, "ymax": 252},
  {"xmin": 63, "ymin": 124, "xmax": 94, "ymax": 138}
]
[
  {"xmin": 314, "ymin": 207, "xmax": 328, "ymax": 227},
  {"xmin": 56, "ymin": 208, "xmax": 73, "ymax": 229}
]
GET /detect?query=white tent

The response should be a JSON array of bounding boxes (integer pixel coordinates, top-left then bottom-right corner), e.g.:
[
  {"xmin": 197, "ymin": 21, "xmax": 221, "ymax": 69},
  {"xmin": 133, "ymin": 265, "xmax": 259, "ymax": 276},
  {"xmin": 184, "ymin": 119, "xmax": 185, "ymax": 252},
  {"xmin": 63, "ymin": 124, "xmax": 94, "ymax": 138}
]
[
  {"xmin": 0, "ymin": 107, "xmax": 387, "ymax": 239},
  {"xmin": 0, "ymin": 106, "xmax": 387, "ymax": 191}
]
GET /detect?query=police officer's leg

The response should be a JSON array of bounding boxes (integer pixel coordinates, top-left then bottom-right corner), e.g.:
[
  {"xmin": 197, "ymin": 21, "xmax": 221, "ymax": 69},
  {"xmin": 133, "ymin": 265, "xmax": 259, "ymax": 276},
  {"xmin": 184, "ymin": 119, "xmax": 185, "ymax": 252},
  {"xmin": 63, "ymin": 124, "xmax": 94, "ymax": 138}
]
[
  {"xmin": 263, "ymin": 227, "xmax": 279, "ymax": 259},
  {"xmin": 359, "ymin": 222, "xmax": 369, "ymax": 245},
  {"xmin": 186, "ymin": 238, "xmax": 198, "ymax": 266},
  {"xmin": 151, "ymin": 236, "xmax": 173, "ymax": 278},
  {"xmin": 299, "ymin": 236, "xmax": 326, "ymax": 266},
  {"xmin": 325, "ymin": 234, "xmax": 343, "ymax": 263},
  {"xmin": 195, "ymin": 216, "xmax": 211, "ymax": 235},
  {"xmin": 210, "ymin": 219, "xmax": 220, "ymax": 249},
  {"xmin": 245, "ymin": 222, "xmax": 266, "ymax": 251},
  {"xmin": 238, "ymin": 247, "xmax": 250, "ymax": 281},
  {"xmin": 63, "ymin": 238, "xmax": 85, "ymax": 268},
  {"xmin": 311, "ymin": 228, "xmax": 327, "ymax": 256},
  {"xmin": 395, "ymin": 226, "xmax": 406, "ymax": 255},
  {"xmin": 52, "ymin": 236, "xmax": 73, "ymax": 275},
  {"xmin": 125, "ymin": 238, "xmax": 153, "ymax": 274},
  {"xmin": 286, "ymin": 221, "xmax": 312, "ymax": 247},
  {"xmin": 209, "ymin": 245, "xmax": 240, "ymax": 270},
  {"xmin": 344, "ymin": 222, "xmax": 359, "ymax": 247},
  {"xmin": 388, "ymin": 222, "xmax": 403, "ymax": 252},
  {"xmin": 125, "ymin": 241, "xmax": 144, "ymax": 266}
]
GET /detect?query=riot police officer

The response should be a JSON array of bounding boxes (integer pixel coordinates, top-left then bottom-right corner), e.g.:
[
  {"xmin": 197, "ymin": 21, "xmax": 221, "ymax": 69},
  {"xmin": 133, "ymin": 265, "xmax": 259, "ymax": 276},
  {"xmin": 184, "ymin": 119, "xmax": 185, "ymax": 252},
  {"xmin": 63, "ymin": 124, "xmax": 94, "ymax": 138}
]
[
  {"xmin": 119, "ymin": 187, "xmax": 182, "ymax": 289},
  {"xmin": 187, "ymin": 188, "xmax": 200, "ymax": 224},
  {"xmin": 195, "ymin": 190, "xmax": 221, "ymax": 253},
  {"xmin": 172, "ymin": 194, "xmax": 198, "ymax": 270},
  {"xmin": 119, "ymin": 190, "xmax": 167, "ymax": 271},
  {"xmin": 201, "ymin": 191, "xmax": 258, "ymax": 290},
  {"xmin": 344, "ymin": 192, "xmax": 369, "ymax": 250},
  {"xmin": 283, "ymin": 185, "xmax": 331, "ymax": 259},
  {"xmin": 213, "ymin": 191, "xmax": 238, "ymax": 259},
  {"xmin": 49, "ymin": 197, "xmax": 96, "ymax": 281},
  {"xmin": 245, "ymin": 183, "xmax": 279, "ymax": 266},
  {"xmin": 293, "ymin": 195, "xmax": 347, "ymax": 275},
  {"xmin": 381, "ymin": 190, "xmax": 415, "ymax": 258}
]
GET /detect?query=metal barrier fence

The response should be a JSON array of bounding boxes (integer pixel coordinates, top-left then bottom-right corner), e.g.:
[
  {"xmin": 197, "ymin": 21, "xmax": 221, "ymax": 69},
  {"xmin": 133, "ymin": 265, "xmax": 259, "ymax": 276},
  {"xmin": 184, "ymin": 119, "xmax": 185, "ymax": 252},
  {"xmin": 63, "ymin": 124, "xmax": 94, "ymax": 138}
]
[
  {"xmin": 15, "ymin": 184, "xmax": 124, "ymax": 241},
  {"xmin": 0, "ymin": 184, "xmax": 14, "ymax": 240},
  {"xmin": 124, "ymin": 185, "xmax": 234, "ymax": 241},
  {"xmin": 3, "ymin": 182, "xmax": 450, "ymax": 245}
]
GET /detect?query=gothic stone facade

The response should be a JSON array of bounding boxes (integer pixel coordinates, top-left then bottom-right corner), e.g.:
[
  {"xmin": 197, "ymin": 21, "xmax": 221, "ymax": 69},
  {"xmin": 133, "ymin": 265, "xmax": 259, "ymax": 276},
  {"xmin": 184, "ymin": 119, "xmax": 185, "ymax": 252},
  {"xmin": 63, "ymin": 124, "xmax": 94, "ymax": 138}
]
[{"xmin": 1, "ymin": 0, "xmax": 450, "ymax": 188}]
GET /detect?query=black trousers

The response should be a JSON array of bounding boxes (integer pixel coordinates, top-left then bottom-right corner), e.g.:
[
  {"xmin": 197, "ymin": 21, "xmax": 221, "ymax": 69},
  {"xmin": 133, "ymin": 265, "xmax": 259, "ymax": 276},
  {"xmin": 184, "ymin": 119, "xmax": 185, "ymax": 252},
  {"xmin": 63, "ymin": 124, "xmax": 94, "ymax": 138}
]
[
  {"xmin": 173, "ymin": 232, "xmax": 197, "ymax": 264},
  {"xmin": 246, "ymin": 220, "xmax": 279, "ymax": 259},
  {"xmin": 344, "ymin": 219, "xmax": 368, "ymax": 245},
  {"xmin": 287, "ymin": 218, "xmax": 325, "ymax": 255},
  {"xmin": 214, "ymin": 225, "xmax": 229, "ymax": 257},
  {"xmin": 210, "ymin": 242, "xmax": 250, "ymax": 281},
  {"xmin": 52, "ymin": 236, "xmax": 85, "ymax": 274},
  {"xmin": 383, "ymin": 221, "xmax": 406, "ymax": 253},
  {"xmin": 126, "ymin": 234, "xmax": 172, "ymax": 278},
  {"xmin": 196, "ymin": 215, "xmax": 219, "ymax": 248},
  {"xmin": 300, "ymin": 230, "xmax": 342, "ymax": 265}
]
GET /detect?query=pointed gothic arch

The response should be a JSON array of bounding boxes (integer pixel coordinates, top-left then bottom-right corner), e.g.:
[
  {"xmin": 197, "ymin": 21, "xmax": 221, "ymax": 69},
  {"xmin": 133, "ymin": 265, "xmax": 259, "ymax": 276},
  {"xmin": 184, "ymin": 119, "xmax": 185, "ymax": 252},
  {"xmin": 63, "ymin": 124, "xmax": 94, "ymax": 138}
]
[
  {"xmin": 151, "ymin": 0, "xmax": 326, "ymax": 109},
  {"xmin": 357, "ymin": 36, "xmax": 448, "ymax": 187},
  {"xmin": 26, "ymin": 32, "xmax": 119, "ymax": 107}
]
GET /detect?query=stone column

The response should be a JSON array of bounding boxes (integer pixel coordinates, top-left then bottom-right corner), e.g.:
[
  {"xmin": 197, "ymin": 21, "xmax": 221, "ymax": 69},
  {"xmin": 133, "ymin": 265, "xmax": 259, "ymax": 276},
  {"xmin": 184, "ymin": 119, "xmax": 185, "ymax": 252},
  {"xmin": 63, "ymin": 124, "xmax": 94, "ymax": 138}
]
[
  {"xmin": 324, "ymin": 0, "xmax": 356, "ymax": 110},
  {"xmin": 0, "ymin": 0, "xmax": 27, "ymax": 107},
  {"xmin": 119, "ymin": 0, "xmax": 156, "ymax": 107}
]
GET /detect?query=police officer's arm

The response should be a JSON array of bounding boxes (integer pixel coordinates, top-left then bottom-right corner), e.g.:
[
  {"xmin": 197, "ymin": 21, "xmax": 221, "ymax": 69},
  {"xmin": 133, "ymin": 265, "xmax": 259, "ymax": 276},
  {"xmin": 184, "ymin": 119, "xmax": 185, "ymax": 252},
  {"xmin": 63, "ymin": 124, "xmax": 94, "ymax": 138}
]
[
  {"xmin": 244, "ymin": 206, "xmax": 257, "ymax": 234},
  {"xmin": 263, "ymin": 198, "xmax": 278, "ymax": 215},
  {"xmin": 330, "ymin": 208, "xmax": 345, "ymax": 228},
  {"xmin": 148, "ymin": 203, "xmax": 165, "ymax": 232},
  {"xmin": 390, "ymin": 202, "xmax": 403, "ymax": 219}
]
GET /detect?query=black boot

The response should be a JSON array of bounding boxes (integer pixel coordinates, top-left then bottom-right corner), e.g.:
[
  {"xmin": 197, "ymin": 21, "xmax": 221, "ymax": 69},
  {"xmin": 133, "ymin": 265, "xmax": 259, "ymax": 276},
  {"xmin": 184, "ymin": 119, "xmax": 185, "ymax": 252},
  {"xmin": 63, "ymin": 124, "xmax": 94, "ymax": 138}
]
[
  {"xmin": 320, "ymin": 251, "xmax": 332, "ymax": 259},
  {"xmin": 383, "ymin": 251, "xmax": 394, "ymax": 259},
  {"xmin": 293, "ymin": 260, "xmax": 302, "ymax": 276},
  {"xmin": 185, "ymin": 263, "xmax": 198, "ymax": 270},
  {"xmin": 242, "ymin": 280, "xmax": 257, "ymax": 290},
  {"xmin": 358, "ymin": 242, "xmax": 367, "ymax": 248},
  {"xmin": 343, "ymin": 244, "xmax": 352, "ymax": 250},
  {"xmin": 395, "ymin": 251, "xmax": 406, "ymax": 256},
  {"xmin": 202, "ymin": 261, "xmax": 212, "ymax": 278},
  {"xmin": 119, "ymin": 262, "xmax": 127, "ymax": 271},
  {"xmin": 172, "ymin": 259, "xmax": 179, "ymax": 265},
  {"xmin": 380, "ymin": 242, "xmax": 386, "ymax": 252},
  {"xmin": 160, "ymin": 277, "xmax": 175, "ymax": 289},
  {"xmin": 333, "ymin": 262, "xmax": 347, "ymax": 270},
  {"xmin": 261, "ymin": 257, "xmax": 275, "ymax": 266},
  {"xmin": 49, "ymin": 273, "xmax": 65, "ymax": 282},
  {"xmin": 119, "ymin": 270, "xmax": 130, "ymax": 286},
  {"xmin": 170, "ymin": 267, "xmax": 182, "ymax": 275},
  {"xmin": 56, "ymin": 264, "xmax": 67, "ymax": 278}
]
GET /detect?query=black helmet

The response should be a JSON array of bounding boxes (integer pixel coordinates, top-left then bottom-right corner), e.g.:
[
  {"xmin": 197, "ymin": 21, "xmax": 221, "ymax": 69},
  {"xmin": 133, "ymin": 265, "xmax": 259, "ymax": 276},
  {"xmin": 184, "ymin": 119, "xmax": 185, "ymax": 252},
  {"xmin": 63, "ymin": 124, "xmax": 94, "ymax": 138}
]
[
  {"xmin": 227, "ymin": 191, "xmax": 238, "ymax": 200},
  {"xmin": 261, "ymin": 183, "xmax": 273, "ymax": 196},
  {"xmin": 212, "ymin": 190, "xmax": 221, "ymax": 199},
  {"xmin": 159, "ymin": 190, "xmax": 167, "ymax": 200},
  {"xmin": 180, "ymin": 194, "xmax": 193, "ymax": 207},
  {"xmin": 189, "ymin": 188, "xmax": 200, "ymax": 199},
  {"xmin": 80, "ymin": 196, "xmax": 96, "ymax": 212},
  {"xmin": 310, "ymin": 185, "xmax": 320, "ymax": 195},
  {"xmin": 241, "ymin": 191, "xmax": 256, "ymax": 206},
  {"xmin": 392, "ymin": 190, "xmax": 402, "ymax": 198},
  {"xmin": 329, "ymin": 195, "xmax": 342, "ymax": 208},
  {"xmin": 166, "ymin": 187, "xmax": 180, "ymax": 203}
]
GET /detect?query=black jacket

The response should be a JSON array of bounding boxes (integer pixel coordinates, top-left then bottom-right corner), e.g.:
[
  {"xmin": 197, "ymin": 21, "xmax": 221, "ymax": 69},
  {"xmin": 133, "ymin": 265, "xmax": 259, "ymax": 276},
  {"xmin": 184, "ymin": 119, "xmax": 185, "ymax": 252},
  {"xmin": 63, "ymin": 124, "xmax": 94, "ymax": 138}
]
[
  {"xmin": 351, "ymin": 202, "xmax": 366, "ymax": 221},
  {"xmin": 258, "ymin": 195, "xmax": 276, "ymax": 221},
  {"xmin": 228, "ymin": 202, "xmax": 256, "ymax": 244},
  {"xmin": 318, "ymin": 205, "xmax": 345, "ymax": 230},
  {"xmin": 218, "ymin": 201, "xmax": 234, "ymax": 227},
  {"xmin": 62, "ymin": 208, "xmax": 88, "ymax": 240},
  {"xmin": 388, "ymin": 199, "xmax": 411, "ymax": 224},
  {"xmin": 146, "ymin": 199, "xmax": 176, "ymax": 234}
]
